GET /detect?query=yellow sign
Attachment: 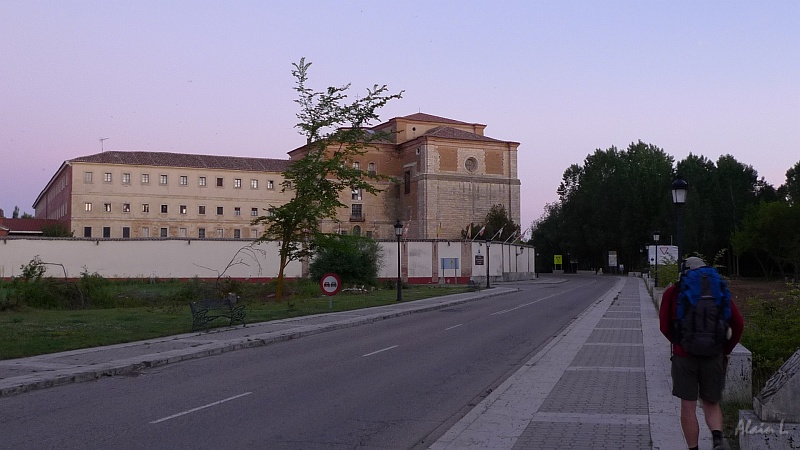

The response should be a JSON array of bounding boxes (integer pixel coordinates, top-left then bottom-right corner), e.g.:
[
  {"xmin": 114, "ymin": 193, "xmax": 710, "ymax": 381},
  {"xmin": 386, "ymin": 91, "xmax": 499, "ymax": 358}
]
[{"xmin": 554, "ymin": 255, "xmax": 563, "ymax": 265}]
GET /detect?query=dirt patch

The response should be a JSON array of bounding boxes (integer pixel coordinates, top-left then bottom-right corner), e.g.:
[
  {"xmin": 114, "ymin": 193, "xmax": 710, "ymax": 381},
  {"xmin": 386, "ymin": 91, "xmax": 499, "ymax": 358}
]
[{"xmin": 726, "ymin": 278, "xmax": 793, "ymax": 315}]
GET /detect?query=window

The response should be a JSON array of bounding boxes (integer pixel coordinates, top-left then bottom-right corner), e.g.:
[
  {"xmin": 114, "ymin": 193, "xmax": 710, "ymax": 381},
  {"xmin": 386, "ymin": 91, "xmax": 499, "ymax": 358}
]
[
  {"xmin": 267, "ymin": 180, "xmax": 274, "ymax": 189},
  {"xmin": 103, "ymin": 227, "xmax": 111, "ymax": 238},
  {"xmin": 122, "ymin": 227, "xmax": 130, "ymax": 238},
  {"xmin": 234, "ymin": 178, "xmax": 242, "ymax": 189},
  {"xmin": 122, "ymin": 173, "xmax": 131, "ymax": 184},
  {"xmin": 353, "ymin": 162, "xmax": 360, "ymax": 170},
  {"xmin": 84, "ymin": 172, "xmax": 93, "ymax": 183},
  {"xmin": 179, "ymin": 175, "xmax": 188, "ymax": 186},
  {"xmin": 199, "ymin": 176, "xmax": 207, "ymax": 187},
  {"xmin": 122, "ymin": 203, "xmax": 131, "ymax": 213},
  {"xmin": 180, "ymin": 205, "xmax": 187, "ymax": 214},
  {"xmin": 84, "ymin": 202, "xmax": 93, "ymax": 212},
  {"xmin": 104, "ymin": 203, "xmax": 112, "ymax": 212},
  {"xmin": 142, "ymin": 203, "xmax": 150, "ymax": 213},
  {"xmin": 216, "ymin": 206, "xmax": 224, "ymax": 215},
  {"xmin": 216, "ymin": 177, "xmax": 224, "ymax": 187},
  {"xmin": 234, "ymin": 229, "xmax": 241, "ymax": 239},
  {"xmin": 267, "ymin": 207, "xmax": 275, "ymax": 217},
  {"xmin": 251, "ymin": 207, "xmax": 258, "ymax": 216},
  {"xmin": 216, "ymin": 229, "xmax": 224, "ymax": 238},
  {"xmin": 234, "ymin": 207, "xmax": 241, "ymax": 216},
  {"xmin": 352, "ymin": 225, "xmax": 361, "ymax": 236},
  {"xmin": 198, "ymin": 228, "xmax": 206, "ymax": 238},
  {"xmin": 160, "ymin": 174, "xmax": 168, "ymax": 185},
  {"xmin": 160, "ymin": 228, "xmax": 168, "ymax": 237},
  {"xmin": 199, "ymin": 205, "xmax": 206, "ymax": 215},
  {"xmin": 368, "ymin": 162, "xmax": 376, "ymax": 175},
  {"xmin": 141, "ymin": 227, "xmax": 150, "ymax": 237},
  {"xmin": 351, "ymin": 204, "xmax": 363, "ymax": 220},
  {"xmin": 142, "ymin": 173, "xmax": 150, "ymax": 184},
  {"xmin": 104, "ymin": 173, "xmax": 112, "ymax": 182},
  {"xmin": 160, "ymin": 204, "xmax": 168, "ymax": 214},
  {"xmin": 84, "ymin": 227, "xmax": 92, "ymax": 237},
  {"xmin": 250, "ymin": 179, "xmax": 258, "ymax": 189},
  {"xmin": 404, "ymin": 170, "xmax": 411, "ymax": 194},
  {"xmin": 465, "ymin": 157, "xmax": 478, "ymax": 173},
  {"xmin": 352, "ymin": 188, "xmax": 362, "ymax": 200},
  {"xmin": 178, "ymin": 228, "xmax": 187, "ymax": 237}
]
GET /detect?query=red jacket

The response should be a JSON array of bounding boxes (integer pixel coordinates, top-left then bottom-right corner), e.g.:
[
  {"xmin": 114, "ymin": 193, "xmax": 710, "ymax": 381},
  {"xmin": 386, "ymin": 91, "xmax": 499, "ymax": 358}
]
[{"xmin": 659, "ymin": 283, "xmax": 744, "ymax": 357}]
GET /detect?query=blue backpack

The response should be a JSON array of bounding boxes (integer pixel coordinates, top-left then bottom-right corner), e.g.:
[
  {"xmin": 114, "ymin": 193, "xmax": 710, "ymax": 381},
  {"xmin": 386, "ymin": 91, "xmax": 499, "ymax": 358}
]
[{"xmin": 674, "ymin": 266, "xmax": 732, "ymax": 357}]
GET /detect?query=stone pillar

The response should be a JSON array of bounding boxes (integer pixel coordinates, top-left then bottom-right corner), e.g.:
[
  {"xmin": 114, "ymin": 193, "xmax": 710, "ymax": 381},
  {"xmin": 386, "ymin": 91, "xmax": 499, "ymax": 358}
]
[{"xmin": 739, "ymin": 350, "xmax": 800, "ymax": 449}]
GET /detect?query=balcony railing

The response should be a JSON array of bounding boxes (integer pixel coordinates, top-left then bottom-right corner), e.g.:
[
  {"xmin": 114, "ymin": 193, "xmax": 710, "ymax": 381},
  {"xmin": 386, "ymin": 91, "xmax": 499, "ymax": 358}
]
[{"xmin": 349, "ymin": 214, "xmax": 365, "ymax": 222}]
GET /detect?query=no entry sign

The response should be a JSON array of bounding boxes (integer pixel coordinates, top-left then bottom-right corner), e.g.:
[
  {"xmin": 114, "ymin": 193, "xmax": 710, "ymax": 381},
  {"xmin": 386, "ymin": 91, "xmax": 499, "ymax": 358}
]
[{"xmin": 320, "ymin": 273, "xmax": 342, "ymax": 296}]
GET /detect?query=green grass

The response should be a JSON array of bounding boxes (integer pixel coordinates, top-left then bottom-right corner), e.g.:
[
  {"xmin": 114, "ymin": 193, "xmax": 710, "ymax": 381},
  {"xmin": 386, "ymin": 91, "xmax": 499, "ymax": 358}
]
[{"xmin": 0, "ymin": 284, "xmax": 469, "ymax": 359}]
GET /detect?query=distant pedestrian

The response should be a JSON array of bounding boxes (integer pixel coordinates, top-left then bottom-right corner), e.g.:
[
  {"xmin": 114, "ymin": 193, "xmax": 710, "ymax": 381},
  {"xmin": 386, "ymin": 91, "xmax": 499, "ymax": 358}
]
[{"xmin": 659, "ymin": 256, "xmax": 744, "ymax": 450}]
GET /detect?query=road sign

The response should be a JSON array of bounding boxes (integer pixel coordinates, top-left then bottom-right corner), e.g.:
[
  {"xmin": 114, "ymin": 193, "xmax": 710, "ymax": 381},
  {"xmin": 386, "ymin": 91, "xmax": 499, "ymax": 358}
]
[
  {"xmin": 475, "ymin": 255, "xmax": 484, "ymax": 266},
  {"xmin": 554, "ymin": 255, "xmax": 563, "ymax": 265},
  {"xmin": 320, "ymin": 273, "xmax": 341, "ymax": 296}
]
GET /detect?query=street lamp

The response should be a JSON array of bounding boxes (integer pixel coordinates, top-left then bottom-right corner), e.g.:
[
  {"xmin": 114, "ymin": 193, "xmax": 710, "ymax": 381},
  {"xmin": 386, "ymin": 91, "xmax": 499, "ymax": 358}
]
[
  {"xmin": 394, "ymin": 220, "xmax": 403, "ymax": 302},
  {"xmin": 672, "ymin": 178, "xmax": 689, "ymax": 270},
  {"xmin": 653, "ymin": 230, "xmax": 660, "ymax": 287},
  {"xmin": 485, "ymin": 236, "xmax": 491, "ymax": 288}
]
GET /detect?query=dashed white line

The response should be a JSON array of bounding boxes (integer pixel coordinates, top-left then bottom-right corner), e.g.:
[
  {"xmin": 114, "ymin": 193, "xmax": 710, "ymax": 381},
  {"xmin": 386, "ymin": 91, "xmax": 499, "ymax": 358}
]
[
  {"xmin": 491, "ymin": 280, "xmax": 597, "ymax": 316},
  {"xmin": 150, "ymin": 392, "xmax": 252, "ymax": 424},
  {"xmin": 445, "ymin": 324, "xmax": 464, "ymax": 331},
  {"xmin": 363, "ymin": 345, "xmax": 399, "ymax": 357}
]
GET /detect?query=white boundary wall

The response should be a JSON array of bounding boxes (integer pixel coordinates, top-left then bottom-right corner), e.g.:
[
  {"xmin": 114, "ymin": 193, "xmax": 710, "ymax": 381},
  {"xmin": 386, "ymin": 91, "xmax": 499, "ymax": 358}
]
[{"xmin": 0, "ymin": 238, "xmax": 535, "ymax": 283}]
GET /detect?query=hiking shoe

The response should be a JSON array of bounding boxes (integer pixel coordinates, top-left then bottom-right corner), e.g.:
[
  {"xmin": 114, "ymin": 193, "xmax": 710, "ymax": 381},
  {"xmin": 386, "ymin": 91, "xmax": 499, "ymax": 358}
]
[{"xmin": 713, "ymin": 439, "xmax": 731, "ymax": 450}]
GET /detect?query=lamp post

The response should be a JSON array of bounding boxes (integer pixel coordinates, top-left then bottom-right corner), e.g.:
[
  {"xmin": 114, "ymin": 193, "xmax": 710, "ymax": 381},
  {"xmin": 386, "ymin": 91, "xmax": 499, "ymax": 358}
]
[
  {"xmin": 485, "ymin": 237, "xmax": 491, "ymax": 288},
  {"xmin": 394, "ymin": 220, "xmax": 403, "ymax": 302},
  {"xmin": 671, "ymin": 178, "xmax": 689, "ymax": 270},
  {"xmin": 653, "ymin": 230, "xmax": 660, "ymax": 287}
]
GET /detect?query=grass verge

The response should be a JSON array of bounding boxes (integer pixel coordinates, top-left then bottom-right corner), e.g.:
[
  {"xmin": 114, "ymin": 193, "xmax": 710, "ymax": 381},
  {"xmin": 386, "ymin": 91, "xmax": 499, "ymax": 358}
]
[{"xmin": 0, "ymin": 284, "xmax": 469, "ymax": 359}]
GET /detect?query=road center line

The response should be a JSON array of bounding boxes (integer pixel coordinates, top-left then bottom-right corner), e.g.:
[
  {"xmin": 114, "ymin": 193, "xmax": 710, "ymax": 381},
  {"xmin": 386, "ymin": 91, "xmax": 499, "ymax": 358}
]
[
  {"xmin": 491, "ymin": 280, "xmax": 597, "ymax": 316},
  {"xmin": 445, "ymin": 324, "xmax": 463, "ymax": 331},
  {"xmin": 150, "ymin": 392, "xmax": 252, "ymax": 424},
  {"xmin": 363, "ymin": 345, "xmax": 398, "ymax": 357}
]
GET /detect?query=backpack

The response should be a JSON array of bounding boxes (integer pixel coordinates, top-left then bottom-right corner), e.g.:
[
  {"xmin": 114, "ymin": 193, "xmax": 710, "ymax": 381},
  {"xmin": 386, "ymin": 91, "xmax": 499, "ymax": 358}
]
[{"xmin": 673, "ymin": 266, "xmax": 732, "ymax": 357}]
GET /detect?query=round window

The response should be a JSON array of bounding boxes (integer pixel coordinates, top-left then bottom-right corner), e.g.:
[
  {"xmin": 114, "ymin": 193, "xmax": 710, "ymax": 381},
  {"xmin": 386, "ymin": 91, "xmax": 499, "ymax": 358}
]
[{"xmin": 465, "ymin": 157, "xmax": 478, "ymax": 172}]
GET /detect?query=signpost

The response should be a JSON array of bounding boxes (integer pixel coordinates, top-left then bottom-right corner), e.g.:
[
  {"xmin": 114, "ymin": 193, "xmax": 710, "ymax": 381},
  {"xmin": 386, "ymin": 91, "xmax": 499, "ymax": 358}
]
[
  {"xmin": 441, "ymin": 258, "xmax": 459, "ymax": 284},
  {"xmin": 320, "ymin": 273, "xmax": 341, "ymax": 309},
  {"xmin": 554, "ymin": 254, "xmax": 563, "ymax": 271}
]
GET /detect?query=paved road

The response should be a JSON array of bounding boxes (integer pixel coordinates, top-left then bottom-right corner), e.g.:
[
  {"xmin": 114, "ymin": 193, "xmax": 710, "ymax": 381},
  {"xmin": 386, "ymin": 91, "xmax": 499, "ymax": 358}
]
[{"xmin": 0, "ymin": 275, "xmax": 619, "ymax": 449}]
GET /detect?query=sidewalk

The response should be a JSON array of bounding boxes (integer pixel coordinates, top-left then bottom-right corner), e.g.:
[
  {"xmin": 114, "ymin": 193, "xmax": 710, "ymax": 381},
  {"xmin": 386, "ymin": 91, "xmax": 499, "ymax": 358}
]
[
  {"xmin": 1, "ymin": 276, "xmax": 695, "ymax": 449},
  {"xmin": 430, "ymin": 276, "xmax": 696, "ymax": 450}
]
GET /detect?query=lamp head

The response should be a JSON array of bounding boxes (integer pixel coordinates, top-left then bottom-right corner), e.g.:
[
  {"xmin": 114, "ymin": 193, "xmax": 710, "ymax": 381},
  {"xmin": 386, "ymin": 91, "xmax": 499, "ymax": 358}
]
[
  {"xmin": 394, "ymin": 220, "xmax": 403, "ymax": 237},
  {"xmin": 672, "ymin": 178, "xmax": 689, "ymax": 205}
]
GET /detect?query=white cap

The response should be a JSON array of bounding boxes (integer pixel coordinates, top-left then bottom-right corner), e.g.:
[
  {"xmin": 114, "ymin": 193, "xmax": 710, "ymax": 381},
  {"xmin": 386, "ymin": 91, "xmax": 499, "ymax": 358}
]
[{"xmin": 685, "ymin": 256, "xmax": 706, "ymax": 270}]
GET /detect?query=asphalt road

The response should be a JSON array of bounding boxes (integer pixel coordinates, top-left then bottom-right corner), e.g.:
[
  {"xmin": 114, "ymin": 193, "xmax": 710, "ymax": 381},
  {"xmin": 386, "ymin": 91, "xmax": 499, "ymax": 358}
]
[{"xmin": 0, "ymin": 275, "xmax": 619, "ymax": 450}]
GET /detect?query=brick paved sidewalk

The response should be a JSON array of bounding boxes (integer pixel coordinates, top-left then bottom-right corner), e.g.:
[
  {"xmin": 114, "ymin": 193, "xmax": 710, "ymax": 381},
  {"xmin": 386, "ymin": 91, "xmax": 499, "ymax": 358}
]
[{"xmin": 431, "ymin": 276, "xmax": 688, "ymax": 449}]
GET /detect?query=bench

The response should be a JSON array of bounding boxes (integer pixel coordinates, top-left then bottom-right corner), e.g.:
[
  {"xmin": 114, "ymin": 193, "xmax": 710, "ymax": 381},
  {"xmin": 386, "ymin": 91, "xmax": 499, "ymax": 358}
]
[
  {"xmin": 467, "ymin": 280, "xmax": 482, "ymax": 292},
  {"xmin": 189, "ymin": 298, "xmax": 246, "ymax": 331}
]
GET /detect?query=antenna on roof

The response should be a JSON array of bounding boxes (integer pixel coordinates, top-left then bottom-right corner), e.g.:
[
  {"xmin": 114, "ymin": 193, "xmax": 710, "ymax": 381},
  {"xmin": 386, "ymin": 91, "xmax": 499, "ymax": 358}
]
[{"xmin": 100, "ymin": 138, "xmax": 109, "ymax": 152}]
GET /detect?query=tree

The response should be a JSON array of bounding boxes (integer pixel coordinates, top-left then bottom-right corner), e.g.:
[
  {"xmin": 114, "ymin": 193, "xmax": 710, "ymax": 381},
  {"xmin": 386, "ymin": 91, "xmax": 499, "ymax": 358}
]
[
  {"xmin": 308, "ymin": 235, "xmax": 382, "ymax": 286},
  {"xmin": 732, "ymin": 201, "xmax": 800, "ymax": 279},
  {"xmin": 483, "ymin": 204, "xmax": 520, "ymax": 241},
  {"xmin": 253, "ymin": 58, "xmax": 402, "ymax": 303},
  {"xmin": 41, "ymin": 222, "xmax": 73, "ymax": 237},
  {"xmin": 12, "ymin": 206, "xmax": 19, "ymax": 218},
  {"xmin": 784, "ymin": 160, "xmax": 800, "ymax": 206}
]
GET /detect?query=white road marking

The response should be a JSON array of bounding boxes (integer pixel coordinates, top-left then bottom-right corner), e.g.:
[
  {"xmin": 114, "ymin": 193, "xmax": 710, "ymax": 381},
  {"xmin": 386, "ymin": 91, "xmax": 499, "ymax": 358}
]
[
  {"xmin": 445, "ymin": 324, "xmax": 463, "ymax": 330},
  {"xmin": 362, "ymin": 345, "xmax": 398, "ymax": 357},
  {"xmin": 491, "ymin": 280, "xmax": 597, "ymax": 316},
  {"xmin": 150, "ymin": 392, "xmax": 252, "ymax": 424}
]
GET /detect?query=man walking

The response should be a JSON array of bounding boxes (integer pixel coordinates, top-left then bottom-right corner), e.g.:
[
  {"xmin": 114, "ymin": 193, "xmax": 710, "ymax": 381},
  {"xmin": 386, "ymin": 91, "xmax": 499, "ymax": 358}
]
[{"xmin": 659, "ymin": 257, "xmax": 744, "ymax": 450}]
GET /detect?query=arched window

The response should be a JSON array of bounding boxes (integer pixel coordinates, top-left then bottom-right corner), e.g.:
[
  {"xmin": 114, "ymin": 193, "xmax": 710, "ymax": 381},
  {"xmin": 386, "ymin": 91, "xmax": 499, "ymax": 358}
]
[{"xmin": 352, "ymin": 225, "xmax": 361, "ymax": 236}]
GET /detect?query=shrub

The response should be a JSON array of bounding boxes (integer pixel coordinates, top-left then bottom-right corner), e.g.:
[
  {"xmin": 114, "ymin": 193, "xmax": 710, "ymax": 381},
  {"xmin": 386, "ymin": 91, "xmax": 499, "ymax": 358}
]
[{"xmin": 309, "ymin": 235, "xmax": 382, "ymax": 286}]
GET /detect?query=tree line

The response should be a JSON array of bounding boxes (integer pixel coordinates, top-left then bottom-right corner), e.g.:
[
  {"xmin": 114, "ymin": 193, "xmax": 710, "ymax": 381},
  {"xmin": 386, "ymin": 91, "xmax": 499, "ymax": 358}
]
[{"xmin": 528, "ymin": 140, "xmax": 800, "ymax": 279}]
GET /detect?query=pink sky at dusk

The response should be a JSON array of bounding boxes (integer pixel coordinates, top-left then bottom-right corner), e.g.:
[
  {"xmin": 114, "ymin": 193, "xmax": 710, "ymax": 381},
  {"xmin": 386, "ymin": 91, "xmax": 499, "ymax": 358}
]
[{"xmin": 2, "ymin": 1, "xmax": 798, "ymax": 230}]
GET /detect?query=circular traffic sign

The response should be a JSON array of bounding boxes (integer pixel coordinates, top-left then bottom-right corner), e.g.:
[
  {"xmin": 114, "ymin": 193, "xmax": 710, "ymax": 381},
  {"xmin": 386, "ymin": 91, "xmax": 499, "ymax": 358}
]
[{"xmin": 320, "ymin": 273, "xmax": 342, "ymax": 296}]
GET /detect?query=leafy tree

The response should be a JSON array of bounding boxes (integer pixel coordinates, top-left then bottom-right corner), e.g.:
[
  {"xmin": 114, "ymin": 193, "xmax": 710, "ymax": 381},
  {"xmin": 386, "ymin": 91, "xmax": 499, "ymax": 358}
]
[
  {"xmin": 41, "ymin": 222, "xmax": 73, "ymax": 237},
  {"xmin": 784, "ymin": 160, "xmax": 800, "ymax": 206},
  {"xmin": 483, "ymin": 204, "xmax": 520, "ymax": 241},
  {"xmin": 308, "ymin": 235, "xmax": 382, "ymax": 286},
  {"xmin": 12, "ymin": 206, "xmax": 19, "ymax": 218},
  {"xmin": 732, "ymin": 201, "xmax": 800, "ymax": 279},
  {"xmin": 253, "ymin": 58, "xmax": 402, "ymax": 303}
]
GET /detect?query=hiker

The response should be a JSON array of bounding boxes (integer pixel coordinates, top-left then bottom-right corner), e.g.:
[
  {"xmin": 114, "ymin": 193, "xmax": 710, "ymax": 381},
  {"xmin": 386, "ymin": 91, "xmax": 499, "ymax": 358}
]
[{"xmin": 659, "ymin": 256, "xmax": 744, "ymax": 450}]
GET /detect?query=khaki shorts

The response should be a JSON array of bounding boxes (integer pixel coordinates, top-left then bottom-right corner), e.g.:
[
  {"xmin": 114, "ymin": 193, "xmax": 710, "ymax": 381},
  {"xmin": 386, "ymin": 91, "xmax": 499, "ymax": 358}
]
[{"xmin": 671, "ymin": 354, "xmax": 726, "ymax": 403}]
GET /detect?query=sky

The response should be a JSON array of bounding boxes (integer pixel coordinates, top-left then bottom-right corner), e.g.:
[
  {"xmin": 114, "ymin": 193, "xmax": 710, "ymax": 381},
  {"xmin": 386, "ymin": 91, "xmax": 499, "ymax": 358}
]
[{"xmin": 2, "ymin": 1, "xmax": 798, "ymax": 229}]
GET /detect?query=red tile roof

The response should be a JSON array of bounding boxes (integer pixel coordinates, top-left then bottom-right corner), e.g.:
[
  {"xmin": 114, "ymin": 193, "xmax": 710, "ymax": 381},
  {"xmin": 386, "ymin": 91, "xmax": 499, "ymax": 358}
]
[
  {"xmin": 71, "ymin": 151, "xmax": 290, "ymax": 172},
  {"xmin": 423, "ymin": 126, "xmax": 505, "ymax": 142},
  {"xmin": 0, "ymin": 218, "xmax": 53, "ymax": 233}
]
